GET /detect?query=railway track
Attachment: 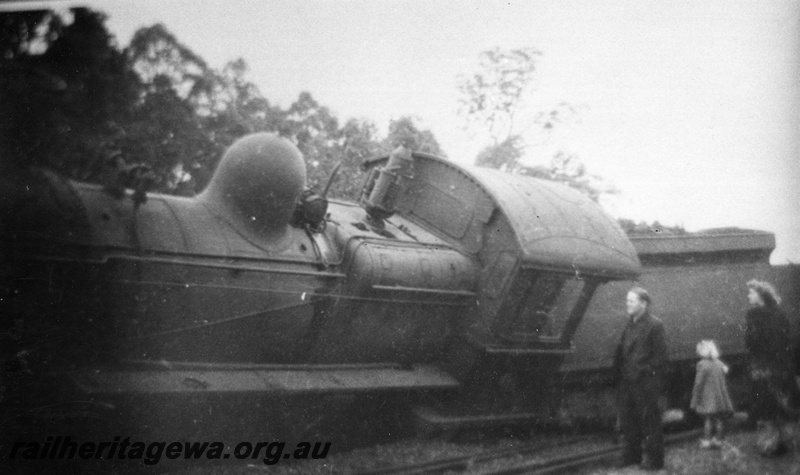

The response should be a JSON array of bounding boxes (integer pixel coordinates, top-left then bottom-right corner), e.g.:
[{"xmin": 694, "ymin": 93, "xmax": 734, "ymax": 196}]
[
  {"xmin": 357, "ymin": 429, "xmax": 703, "ymax": 475},
  {"xmin": 355, "ymin": 434, "xmax": 592, "ymax": 475}
]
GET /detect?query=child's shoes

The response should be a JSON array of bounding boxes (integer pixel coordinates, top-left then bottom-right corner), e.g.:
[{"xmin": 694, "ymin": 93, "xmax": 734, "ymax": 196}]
[{"xmin": 700, "ymin": 439, "xmax": 712, "ymax": 449}]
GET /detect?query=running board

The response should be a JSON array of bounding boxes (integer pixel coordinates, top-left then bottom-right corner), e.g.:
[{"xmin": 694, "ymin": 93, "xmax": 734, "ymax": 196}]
[
  {"xmin": 412, "ymin": 405, "xmax": 544, "ymax": 432},
  {"xmin": 412, "ymin": 406, "xmax": 692, "ymax": 436},
  {"xmin": 67, "ymin": 365, "xmax": 460, "ymax": 396}
]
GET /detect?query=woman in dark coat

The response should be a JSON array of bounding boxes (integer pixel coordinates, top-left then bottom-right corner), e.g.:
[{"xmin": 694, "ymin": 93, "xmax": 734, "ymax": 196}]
[{"xmin": 745, "ymin": 279, "xmax": 799, "ymax": 455}]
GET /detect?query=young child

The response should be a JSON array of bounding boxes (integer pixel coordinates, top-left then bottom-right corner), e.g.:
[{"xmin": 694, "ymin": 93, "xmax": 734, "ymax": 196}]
[{"xmin": 690, "ymin": 340, "xmax": 735, "ymax": 448}]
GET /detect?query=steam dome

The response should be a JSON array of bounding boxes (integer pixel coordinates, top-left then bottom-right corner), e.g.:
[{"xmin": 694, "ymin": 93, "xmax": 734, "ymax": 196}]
[{"xmin": 200, "ymin": 133, "xmax": 306, "ymax": 241}]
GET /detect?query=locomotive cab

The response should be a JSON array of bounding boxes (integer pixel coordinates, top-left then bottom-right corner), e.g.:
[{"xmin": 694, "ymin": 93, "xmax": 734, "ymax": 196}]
[
  {"xmin": 362, "ymin": 151, "xmax": 640, "ymax": 419},
  {"xmin": 362, "ymin": 151, "xmax": 640, "ymax": 350}
]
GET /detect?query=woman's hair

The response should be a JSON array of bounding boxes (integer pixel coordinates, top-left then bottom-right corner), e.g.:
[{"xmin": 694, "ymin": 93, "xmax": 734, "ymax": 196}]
[
  {"xmin": 696, "ymin": 340, "xmax": 720, "ymax": 360},
  {"xmin": 747, "ymin": 279, "xmax": 781, "ymax": 307}
]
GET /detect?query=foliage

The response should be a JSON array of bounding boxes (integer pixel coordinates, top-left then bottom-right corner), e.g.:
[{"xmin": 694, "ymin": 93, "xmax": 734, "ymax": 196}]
[
  {"xmin": 458, "ymin": 47, "xmax": 611, "ymax": 202},
  {"xmin": 2, "ymin": 7, "xmax": 446, "ymax": 203},
  {"xmin": 1, "ymin": 10, "xmax": 61, "ymax": 166},
  {"xmin": 120, "ymin": 75, "xmax": 217, "ymax": 195},
  {"xmin": 127, "ymin": 23, "xmax": 215, "ymax": 108},
  {"xmin": 383, "ymin": 117, "xmax": 443, "ymax": 157},
  {"xmin": 519, "ymin": 151, "xmax": 617, "ymax": 202},
  {"xmin": 282, "ymin": 103, "xmax": 442, "ymax": 200},
  {"xmin": 618, "ymin": 218, "xmax": 687, "ymax": 236},
  {"xmin": 211, "ymin": 58, "xmax": 281, "ymax": 136},
  {"xmin": 474, "ymin": 135, "xmax": 523, "ymax": 170},
  {"xmin": 1, "ymin": 8, "xmax": 140, "ymax": 182},
  {"xmin": 0, "ymin": 9, "xmax": 60, "ymax": 60},
  {"xmin": 457, "ymin": 47, "xmax": 541, "ymax": 144},
  {"xmin": 297, "ymin": 117, "xmax": 384, "ymax": 201}
]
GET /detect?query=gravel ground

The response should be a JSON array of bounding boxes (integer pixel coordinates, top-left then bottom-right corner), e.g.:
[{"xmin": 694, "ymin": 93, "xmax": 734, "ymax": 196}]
[
  {"xmin": 582, "ymin": 429, "xmax": 800, "ymax": 475},
  {"xmin": 251, "ymin": 428, "xmax": 800, "ymax": 475}
]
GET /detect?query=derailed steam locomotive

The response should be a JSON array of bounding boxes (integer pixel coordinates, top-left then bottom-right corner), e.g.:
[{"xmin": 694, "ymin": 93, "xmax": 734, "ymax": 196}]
[{"xmin": 0, "ymin": 133, "xmax": 796, "ymax": 442}]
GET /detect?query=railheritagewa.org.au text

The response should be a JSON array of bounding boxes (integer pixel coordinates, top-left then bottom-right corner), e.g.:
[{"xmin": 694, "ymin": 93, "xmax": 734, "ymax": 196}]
[{"xmin": 8, "ymin": 436, "xmax": 331, "ymax": 465}]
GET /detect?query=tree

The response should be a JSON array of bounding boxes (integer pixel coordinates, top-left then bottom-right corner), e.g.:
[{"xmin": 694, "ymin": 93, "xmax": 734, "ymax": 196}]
[
  {"xmin": 458, "ymin": 47, "xmax": 541, "ymax": 147},
  {"xmin": 126, "ymin": 25, "xmax": 290, "ymax": 193},
  {"xmin": 281, "ymin": 91, "xmax": 339, "ymax": 156},
  {"xmin": 458, "ymin": 47, "xmax": 611, "ymax": 201},
  {"xmin": 276, "ymin": 92, "xmax": 382, "ymax": 201},
  {"xmin": 519, "ymin": 151, "xmax": 617, "ymax": 202},
  {"xmin": 277, "ymin": 92, "xmax": 339, "ymax": 192},
  {"xmin": 0, "ymin": 10, "xmax": 63, "ymax": 167},
  {"xmin": 0, "ymin": 8, "xmax": 141, "ymax": 180},
  {"xmin": 212, "ymin": 58, "xmax": 281, "ymax": 135},
  {"xmin": 618, "ymin": 219, "xmax": 686, "ymax": 236},
  {"xmin": 383, "ymin": 116, "xmax": 443, "ymax": 156},
  {"xmin": 474, "ymin": 135, "xmax": 523, "ymax": 170},
  {"xmin": 121, "ymin": 75, "xmax": 217, "ymax": 194},
  {"xmin": 2, "ymin": 11, "xmax": 444, "ymax": 203},
  {"xmin": 127, "ymin": 23, "xmax": 216, "ymax": 110},
  {"xmin": 458, "ymin": 47, "xmax": 581, "ymax": 170},
  {"xmin": 198, "ymin": 58, "xmax": 285, "ymax": 191},
  {"xmin": 0, "ymin": 9, "xmax": 59, "ymax": 60},
  {"xmin": 322, "ymin": 118, "xmax": 383, "ymax": 200}
]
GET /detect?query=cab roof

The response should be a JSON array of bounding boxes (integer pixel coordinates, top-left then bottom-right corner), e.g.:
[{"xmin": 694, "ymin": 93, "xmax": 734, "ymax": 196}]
[{"xmin": 466, "ymin": 166, "xmax": 640, "ymax": 279}]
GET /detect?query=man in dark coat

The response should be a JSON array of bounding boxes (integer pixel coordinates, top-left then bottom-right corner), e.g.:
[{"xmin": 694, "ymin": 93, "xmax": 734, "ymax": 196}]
[{"xmin": 613, "ymin": 286, "xmax": 668, "ymax": 470}]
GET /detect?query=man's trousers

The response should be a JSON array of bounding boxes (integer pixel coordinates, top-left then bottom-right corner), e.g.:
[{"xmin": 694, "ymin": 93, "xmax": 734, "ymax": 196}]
[{"xmin": 618, "ymin": 376, "xmax": 664, "ymax": 466}]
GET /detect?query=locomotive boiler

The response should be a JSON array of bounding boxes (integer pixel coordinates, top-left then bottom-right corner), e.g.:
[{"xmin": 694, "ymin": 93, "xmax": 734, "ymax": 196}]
[{"xmin": 1, "ymin": 133, "xmax": 642, "ymax": 441}]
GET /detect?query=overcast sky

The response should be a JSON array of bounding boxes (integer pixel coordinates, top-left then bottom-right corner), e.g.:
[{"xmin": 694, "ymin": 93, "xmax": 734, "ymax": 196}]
[{"xmin": 7, "ymin": 0, "xmax": 800, "ymax": 263}]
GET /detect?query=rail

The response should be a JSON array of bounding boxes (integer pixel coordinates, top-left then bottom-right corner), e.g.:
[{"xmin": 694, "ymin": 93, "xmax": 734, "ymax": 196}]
[
  {"xmin": 355, "ymin": 435, "xmax": 594, "ymax": 475},
  {"xmin": 357, "ymin": 429, "xmax": 703, "ymax": 475},
  {"xmin": 488, "ymin": 429, "xmax": 702, "ymax": 474}
]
